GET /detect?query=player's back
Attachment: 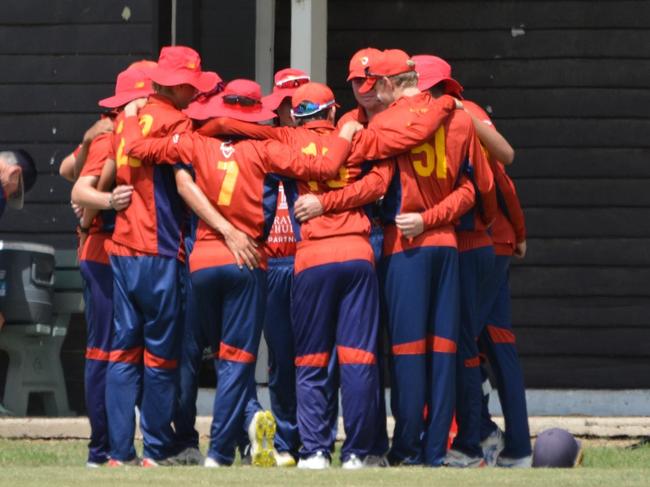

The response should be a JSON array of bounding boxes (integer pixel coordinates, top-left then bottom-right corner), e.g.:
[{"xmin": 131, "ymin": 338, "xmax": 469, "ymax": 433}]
[
  {"xmin": 111, "ymin": 95, "xmax": 192, "ymax": 257},
  {"xmin": 381, "ymin": 108, "xmax": 475, "ymax": 254}
]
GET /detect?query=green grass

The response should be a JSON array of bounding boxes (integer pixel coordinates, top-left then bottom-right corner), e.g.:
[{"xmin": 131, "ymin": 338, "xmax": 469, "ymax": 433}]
[{"xmin": 0, "ymin": 439, "xmax": 649, "ymax": 487}]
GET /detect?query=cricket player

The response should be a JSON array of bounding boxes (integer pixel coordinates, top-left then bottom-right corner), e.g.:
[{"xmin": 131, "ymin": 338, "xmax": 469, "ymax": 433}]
[
  {"xmin": 411, "ymin": 54, "xmax": 504, "ymax": 468},
  {"xmin": 68, "ymin": 62, "xmax": 155, "ymax": 467},
  {"xmin": 123, "ymin": 78, "xmax": 359, "ymax": 467},
  {"xmin": 104, "ymin": 45, "xmax": 219, "ymax": 467}
]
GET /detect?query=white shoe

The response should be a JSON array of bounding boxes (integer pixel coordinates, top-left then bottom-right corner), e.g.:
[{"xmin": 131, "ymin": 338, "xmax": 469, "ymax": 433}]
[
  {"xmin": 342, "ymin": 453, "xmax": 365, "ymax": 469},
  {"xmin": 273, "ymin": 450, "xmax": 296, "ymax": 467},
  {"xmin": 444, "ymin": 448, "xmax": 486, "ymax": 468},
  {"xmin": 248, "ymin": 410, "xmax": 277, "ymax": 467},
  {"xmin": 363, "ymin": 455, "xmax": 390, "ymax": 467},
  {"xmin": 496, "ymin": 454, "xmax": 532, "ymax": 468},
  {"xmin": 481, "ymin": 428, "xmax": 505, "ymax": 467},
  {"xmin": 85, "ymin": 461, "xmax": 102, "ymax": 468},
  {"xmin": 203, "ymin": 456, "xmax": 223, "ymax": 468},
  {"xmin": 297, "ymin": 451, "xmax": 331, "ymax": 470}
]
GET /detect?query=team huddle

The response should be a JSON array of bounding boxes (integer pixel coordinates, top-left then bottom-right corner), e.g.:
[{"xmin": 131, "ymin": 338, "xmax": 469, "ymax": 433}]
[{"xmin": 60, "ymin": 44, "xmax": 530, "ymax": 470}]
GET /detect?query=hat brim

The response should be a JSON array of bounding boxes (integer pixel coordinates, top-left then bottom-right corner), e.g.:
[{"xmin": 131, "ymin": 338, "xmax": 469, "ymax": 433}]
[
  {"xmin": 262, "ymin": 89, "xmax": 294, "ymax": 111},
  {"xmin": 184, "ymin": 94, "xmax": 277, "ymax": 122},
  {"xmin": 347, "ymin": 70, "xmax": 366, "ymax": 81},
  {"xmin": 417, "ymin": 74, "xmax": 464, "ymax": 97},
  {"xmin": 357, "ymin": 77, "xmax": 379, "ymax": 94},
  {"xmin": 7, "ymin": 173, "xmax": 24, "ymax": 210},
  {"xmin": 98, "ymin": 88, "xmax": 154, "ymax": 108},
  {"xmin": 149, "ymin": 67, "xmax": 220, "ymax": 93}
]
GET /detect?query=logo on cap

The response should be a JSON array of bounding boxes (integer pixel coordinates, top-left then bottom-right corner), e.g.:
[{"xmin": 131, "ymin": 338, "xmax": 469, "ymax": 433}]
[
  {"xmin": 186, "ymin": 61, "xmax": 197, "ymax": 70},
  {"xmin": 134, "ymin": 81, "xmax": 145, "ymax": 89},
  {"xmin": 361, "ymin": 56, "xmax": 369, "ymax": 66}
]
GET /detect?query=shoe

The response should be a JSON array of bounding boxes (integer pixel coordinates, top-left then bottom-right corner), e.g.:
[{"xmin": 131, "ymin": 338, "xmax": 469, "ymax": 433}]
[
  {"xmin": 107, "ymin": 457, "xmax": 140, "ymax": 467},
  {"xmin": 444, "ymin": 448, "xmax": 486, "ymax": 468},
  {"xmin": 496, "ymin": 454, "xmax": 532, "ymax": 468},
  {"xmin": 342, "ymin": 453, "xmax": 364, "ymax": 470},
  {"xmin": 273, "ymin": 450, "xmax": 297, "ymax": 467},
  {"xmin": 141, "ymin": 458, "xmax": 159, "ymax": 468},
  {"xmin": 204, "ymin": 456, "xmax": 223, "ymax": 468},
  {"xmin": 248, "ymin": 410, "xmax": 277, "ymax": 467},
  {"xmin": 481, "ymin": 428, "xmax": 505, "ymax": 467},
  {"xmin": 363, "ymin": 455, "xmax": 390, "ymax": 467},
  {"xmin": 297, "ymin": 451, "xmax": 331, "ymax": 470},
  {"xmin": 85, "ymin": 461, "xmax": 102, "ymax": 468},
  {"xmin": 173, "ymin": 447, "xmax": 204, "ymax": 466}
]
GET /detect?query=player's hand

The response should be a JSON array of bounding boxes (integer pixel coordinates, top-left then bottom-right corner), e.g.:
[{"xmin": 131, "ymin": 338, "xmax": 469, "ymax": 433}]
[
  {"xmin": 124, "ymin": 97, "xmax": 148, "ymax": 117},
  {"xmin": 83, "ymin": 118, "xmax": 114, "ymax": 144},
  {"xmin": 294, "ymin": 194, "xmax": 324, "ymax": 222},
  {"xmin": 109, "ymin": 185, "xmax": 134, "ymax": 211},
  {"xmin": 223, "ymin": 226, "xmax": 261, "ymax": 271},
  {"xmin": 395, "ymin": 212, "xmax": 424, "ymax": 239},
  {"xmin": 514, "ymin": 240, "xmax": 527, "ymax": 259},
  {"xmin": 71, "ymin": 201, "xmax": 84, "ymax": 220},
  {"xmin": 338, "ymin": 120, "xmax": 364, "ymax": 142}
]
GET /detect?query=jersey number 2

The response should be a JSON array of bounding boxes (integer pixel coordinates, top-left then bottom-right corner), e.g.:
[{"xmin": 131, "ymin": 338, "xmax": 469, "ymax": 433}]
[{"xmin": 116, "ymin": 115, "xmax": 154, "ymax": 168}]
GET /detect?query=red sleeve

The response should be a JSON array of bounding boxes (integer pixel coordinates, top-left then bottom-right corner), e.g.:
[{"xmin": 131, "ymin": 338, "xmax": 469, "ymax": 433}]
[
  {"xmin": 260, "ymin": 136, "xmax": 351, "ymax": 181},
  {"xmin": 346, "ymin": 95, "xmax": 456, "ymax": 165},
  {"xmin": 198, "ymin": 117, "xmax": 285, "ymax": 141},
  {"xmin": 319, "ymin": 160, "xmax": 395, "ymax": 213},
  {"xmin": 467, "ymin": 128, "xmax": 497, "ymax": 226},
  {"xmin": 123, "ymin": 115, "xmax": 193, "ymax": 166},
  {"xmin": 125, "ymin": 118, "xmax": 198, "ymax": 165},
  {"xmin": 493, "ymin": 163, "xmax": 526, "ymax": 242},
  {"xmin": 79, "ymin": 133, "xmax": 114, "ymax": 177},
  {"xmin": 420, "ymin": 176, "xmax": 475, "ymax": 229}
]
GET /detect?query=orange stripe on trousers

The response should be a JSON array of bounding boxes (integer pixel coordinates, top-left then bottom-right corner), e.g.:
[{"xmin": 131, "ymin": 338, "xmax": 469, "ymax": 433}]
[
  {"xmin": 108, "ymin": 347, "xmax": 143, "ymax": 364},
  {"xmin": 427, "ymin": 335, "xmax": 457, "ymax": 353},
  {"xmin": 295, "ymin": 352, "xmax": 330, "ymax": 367},
  {"xmin": 337, "ymin": 345, "xmax": 376, "ymax": 365},
  {"xmin": 144, "ymin": 349, "xmax": 178, "ymax": 369},
  {"xmin": 86, "ymin": 347, "xmax": 111, "ymax": 361},
  {"xmin": 487, "ymin": 325, "xmax": 516, "ymax": 344},
  {"xmin": 391, "ymin": 338, "xmax": 426, "ymax": 356},
  {"xmin": 218, "ymin": 342, "xmax": 256, "ymax": 363}
]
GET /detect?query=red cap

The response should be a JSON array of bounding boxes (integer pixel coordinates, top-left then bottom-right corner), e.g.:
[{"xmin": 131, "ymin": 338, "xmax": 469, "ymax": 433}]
[
  {"xmin": 290, "ymin": 82, "xmax": 338, "ymax": 117},
  {"xmin": 347, "ymin": 47, "xmax": 381, "ymax": 81},
  {"xmin": 183, "ymin": 79, "xmax": 276, "ymax": 122},
  {"xmin": 262, "ymin": 68, "xmax": 311, "ymax": 111},
  {"xmin": 98, "ymin": 63, "xmax": 155, "ymax": 108},
  {"xmin": 412, "ymin": 55, "xmax": 463, "ymax": 97},
  {"xmin": 358, "ymin": 49, "xmax": 415, "ymax": 94},
  {"xmin": 147, "ymin": 46, "xmax": 220, "ymax": 93}
]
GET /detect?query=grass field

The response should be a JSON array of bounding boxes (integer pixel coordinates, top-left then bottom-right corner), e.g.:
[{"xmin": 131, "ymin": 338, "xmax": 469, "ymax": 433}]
[{"xmin": 0, "ymin": 439, "xmax": 649, "ymax": 486}]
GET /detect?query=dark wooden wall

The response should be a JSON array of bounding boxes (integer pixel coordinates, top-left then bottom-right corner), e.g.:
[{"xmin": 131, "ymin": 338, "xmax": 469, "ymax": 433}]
[
  {"xmin": 0, "ymin": 0, "xmax": 165, "ymax": 413},
  {"xmin": 278, "ymin": 0, "xmax": 650, "ymax": 388},
  {"xmin": 0, "ymin": 0, "xmax": 164, "ymax": 248}
]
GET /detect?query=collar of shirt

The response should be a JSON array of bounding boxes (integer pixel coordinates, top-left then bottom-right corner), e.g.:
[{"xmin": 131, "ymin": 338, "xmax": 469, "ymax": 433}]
[
  {"xmin": 147, "ymin": 93, "xmax": 180, "ymax": 110},
  {"xmin": 302, "ymin": 119, "xmax": 336, "ymax": 132}
]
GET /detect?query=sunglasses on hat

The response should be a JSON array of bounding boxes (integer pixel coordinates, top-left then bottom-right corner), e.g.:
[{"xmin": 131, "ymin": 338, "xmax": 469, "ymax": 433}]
[
  {"xmin": 275, "ymin": 76, "xmax": 310, "ymax": 89},
  {"xmin": 291, "ymin": 99, "xmax": 335, "ymax": 118},
  {"xmin": 223, "ymin": 94, "xmax": 261, "ymax": 107}
]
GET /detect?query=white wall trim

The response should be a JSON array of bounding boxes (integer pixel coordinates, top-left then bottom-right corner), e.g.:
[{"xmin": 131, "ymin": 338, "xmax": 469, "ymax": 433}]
[{"xmin": 290, "ymin": 0, "xmax": 327, "ymax": 82}]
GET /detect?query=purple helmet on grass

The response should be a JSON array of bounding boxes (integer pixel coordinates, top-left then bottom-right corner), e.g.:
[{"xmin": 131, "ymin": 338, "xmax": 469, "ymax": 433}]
[{"xmin": 532, "ymin": 428, "xmax": 583, "ymax": 468}]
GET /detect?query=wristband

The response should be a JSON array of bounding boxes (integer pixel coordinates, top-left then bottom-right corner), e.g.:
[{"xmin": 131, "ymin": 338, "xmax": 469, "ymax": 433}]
[{"xmin": 78, "ymin": 225, "xmax": 90, "ymax": 234}]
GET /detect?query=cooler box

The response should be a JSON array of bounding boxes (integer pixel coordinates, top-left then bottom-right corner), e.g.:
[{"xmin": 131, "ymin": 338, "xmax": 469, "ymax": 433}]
[
  {"xmin": 0, "ymin": 241, "xmax": 55, "ymax": 326},
  {"xmin": 0, "ymin": 241, "xmax": 72, "ymax": 416}
]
